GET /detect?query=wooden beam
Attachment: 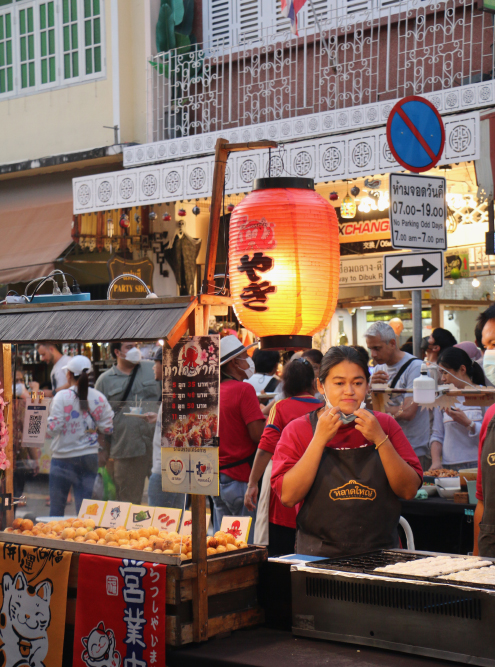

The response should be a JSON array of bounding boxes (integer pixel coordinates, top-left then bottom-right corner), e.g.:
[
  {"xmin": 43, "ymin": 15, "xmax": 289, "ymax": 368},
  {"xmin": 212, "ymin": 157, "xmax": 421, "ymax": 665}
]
[
  {"xmin": 199, "ymin": 294, "xmax": 234, "ymax": 307},
  {"xmin": 222, "ymin": 140, "xmax": 277, "ymax": 152},
  {"xmin": 191, "ymin": 494, "xmax": 208, "ymax": 642},
  {"xmin": 188, "ymin": 303, "xmax": 209, "ymax": 642},
  {"xmin": 202, "ymin": 138, "xmax": 229, "ymax": 295}
]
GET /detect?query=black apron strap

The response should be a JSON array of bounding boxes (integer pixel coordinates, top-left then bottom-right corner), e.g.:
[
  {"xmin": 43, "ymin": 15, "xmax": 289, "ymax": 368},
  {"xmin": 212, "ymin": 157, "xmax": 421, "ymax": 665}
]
[
  {"xmin": 389, "ymin": 357, "xmax": 416, "ymax": 389},
  {"xmin": 479, "ymin": 414, "xmax": 495, "ymax": 557}
]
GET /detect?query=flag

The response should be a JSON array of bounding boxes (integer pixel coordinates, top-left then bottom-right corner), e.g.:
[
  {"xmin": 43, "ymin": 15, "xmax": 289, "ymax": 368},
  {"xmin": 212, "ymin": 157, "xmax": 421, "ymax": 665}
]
[
  {"xmin": 0, "ymin": 543, "xmax": 72, "ymax": 667},
  {"xmin": 281, "ymin": 0, "xmax": 308, "ymax": 35},
  {"xmin": 73, "ymin": 555, "xmax": 167, "ymax": 667}
]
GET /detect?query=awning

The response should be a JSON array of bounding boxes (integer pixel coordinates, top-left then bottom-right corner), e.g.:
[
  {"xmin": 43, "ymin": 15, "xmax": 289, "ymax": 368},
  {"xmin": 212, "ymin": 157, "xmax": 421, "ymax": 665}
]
[
  {"xmin": 0, "ymin": 175, "xmax": 73, "ymax": 283},
  {"xmin": 0, "ymin": 297, "xmax": 196, "ymax": 345}
]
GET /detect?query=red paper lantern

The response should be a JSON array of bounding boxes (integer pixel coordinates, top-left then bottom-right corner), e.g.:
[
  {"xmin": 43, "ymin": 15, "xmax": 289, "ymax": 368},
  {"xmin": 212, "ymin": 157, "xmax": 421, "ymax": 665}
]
[
  {"xmin": 229, "ymin": 177, "xmax": 340, "ymax": 350},
  {"xmin": 163, "ymin": 213, "xmax": 172, "ymax": 222},
  {"xmin": 227, "ymin": 203, "xmax": 235, "ymax": 212},
  {"xmin": 178, "ymin": 208, "xmax": 186, "ymax": 217},
  {"xmin": 329, "ymin": 191, "xmax": 338, "ymax": 201}
]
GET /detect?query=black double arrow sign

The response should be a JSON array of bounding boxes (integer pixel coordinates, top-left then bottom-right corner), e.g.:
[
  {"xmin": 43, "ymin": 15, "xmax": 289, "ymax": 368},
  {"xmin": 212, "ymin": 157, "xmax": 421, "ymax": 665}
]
[{"xmin": 389, "ymin": 258, "xmax": 438, "ymax": 284}]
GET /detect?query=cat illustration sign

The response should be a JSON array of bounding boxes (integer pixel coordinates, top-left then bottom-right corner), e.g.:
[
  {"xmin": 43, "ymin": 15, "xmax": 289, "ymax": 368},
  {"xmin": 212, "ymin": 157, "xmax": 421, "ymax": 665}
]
[
  {"xmin": 384, "ymin": 251, "xmax": 444, "ymax": 291},
  {"xmin": 386, "ymin": 96, "xmax": 445, "ymax": 172}
]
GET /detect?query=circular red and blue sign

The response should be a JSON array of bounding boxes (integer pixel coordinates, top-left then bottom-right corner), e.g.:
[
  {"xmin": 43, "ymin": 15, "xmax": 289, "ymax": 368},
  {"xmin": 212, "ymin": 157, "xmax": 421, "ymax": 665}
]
[{"xmin": 386, "ymin": 96, "xmax": 445, "ymax": 173}]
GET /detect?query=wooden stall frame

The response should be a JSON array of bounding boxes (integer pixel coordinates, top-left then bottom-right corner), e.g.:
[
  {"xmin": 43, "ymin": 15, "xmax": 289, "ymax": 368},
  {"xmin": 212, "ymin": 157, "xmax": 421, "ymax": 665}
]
[
  {"xmin": 0, "ymin": 138, "xmax": 279, "ymax": 643},
  {"xmin": 371, "ymin": 386, "xmax": 495, "ymax": 412}
]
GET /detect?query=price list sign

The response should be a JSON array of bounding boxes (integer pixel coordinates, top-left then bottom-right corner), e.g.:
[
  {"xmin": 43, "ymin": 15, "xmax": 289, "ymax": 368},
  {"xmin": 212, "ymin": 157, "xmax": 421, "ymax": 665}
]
[
  {"xmin": 161, "ymin": 335, "xmax": 220, "ymax": 496},
  {"xmin": 390, "ymin": 173, "xmax": 447, "ymax": 251}
]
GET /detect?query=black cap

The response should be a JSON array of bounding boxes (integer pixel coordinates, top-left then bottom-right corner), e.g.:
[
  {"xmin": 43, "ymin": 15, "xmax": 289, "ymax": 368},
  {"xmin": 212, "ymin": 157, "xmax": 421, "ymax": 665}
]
[{"xmin": 153, "ymin": 346, "xmax": 163, "ymax": 361}]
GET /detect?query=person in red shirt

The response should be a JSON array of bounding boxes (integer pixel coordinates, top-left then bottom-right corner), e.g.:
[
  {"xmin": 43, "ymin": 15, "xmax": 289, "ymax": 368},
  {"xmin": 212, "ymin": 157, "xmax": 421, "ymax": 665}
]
[
  {"xmin": 214, "ymin": 336, "xmax": 266, "ymax": 539},
  {"xmin": 271, "ymin": 346, "xmax": 422, "ymax": 558},
  {"xmin": 244, "ymin": 357, "xmax": 324, "ymax": 556},
  {"xmin": 474, "ymin": 304, "xmax": 495, "ymax": 556}
]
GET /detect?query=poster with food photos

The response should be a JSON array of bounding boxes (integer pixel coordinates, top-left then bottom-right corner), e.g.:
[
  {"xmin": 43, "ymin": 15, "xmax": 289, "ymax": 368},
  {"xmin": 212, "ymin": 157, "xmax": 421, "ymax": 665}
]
[{"xmin": 161, "ymin": 335, "xmax": 220, "ymax": 448}]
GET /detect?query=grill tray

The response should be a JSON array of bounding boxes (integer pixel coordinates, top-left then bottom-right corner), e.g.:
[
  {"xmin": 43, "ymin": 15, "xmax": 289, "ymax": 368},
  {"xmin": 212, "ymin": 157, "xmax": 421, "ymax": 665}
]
[{"xmin": 310, "ymin": 549, "xmax": 495, "ymax": 591}]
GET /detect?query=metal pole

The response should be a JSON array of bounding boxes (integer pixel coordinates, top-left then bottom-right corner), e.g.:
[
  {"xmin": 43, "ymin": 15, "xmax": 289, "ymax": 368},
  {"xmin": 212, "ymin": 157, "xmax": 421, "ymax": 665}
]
[
  {"xmin": 412, "ymin": 290, "xmax": 422, "ymax": 359},
  {"xmin": 307, "ymin": 0, "xmax": 332, "ymax": 60}
]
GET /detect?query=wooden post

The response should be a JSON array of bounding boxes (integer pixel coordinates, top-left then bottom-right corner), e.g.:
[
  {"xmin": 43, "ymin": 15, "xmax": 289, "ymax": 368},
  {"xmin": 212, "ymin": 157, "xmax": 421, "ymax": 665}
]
[
  {"xmin": 201, "ymin": 138, "xmax": 229, "ymax": 296},
  {"xmin": 1, "ymin": 345, "xmax": 13, "ymax": 527},
  {"xmin": 188, "ymin": 303, "xmax": 209, "ymax": 642},
  {"xmin": 201, "ymin": 139, "xmax": 277, "ymax": 295},
  {"xmin": 191, "ymin": 494, "xmax": 208, "ymax": 642}
]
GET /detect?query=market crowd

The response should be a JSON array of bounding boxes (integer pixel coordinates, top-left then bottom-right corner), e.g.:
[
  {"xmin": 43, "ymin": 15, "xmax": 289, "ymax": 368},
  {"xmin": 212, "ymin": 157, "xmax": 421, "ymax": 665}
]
[{"xmin": 13, "ymin": 303, "xmax": 495, "ymax": 560}]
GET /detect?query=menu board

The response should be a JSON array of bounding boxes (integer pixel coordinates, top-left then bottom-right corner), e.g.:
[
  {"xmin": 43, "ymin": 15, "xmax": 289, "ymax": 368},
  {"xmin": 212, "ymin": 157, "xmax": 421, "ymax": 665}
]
[{"xmin": 161, "ymin": 335, "xmax": 220, "ymax": 496}]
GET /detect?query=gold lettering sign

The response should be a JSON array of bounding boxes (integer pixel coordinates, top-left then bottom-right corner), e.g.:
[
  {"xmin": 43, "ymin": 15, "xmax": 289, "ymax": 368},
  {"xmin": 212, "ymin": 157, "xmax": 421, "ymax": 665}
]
[
  {"xmin": 487, "ymin": 453, "xmax": 495, "ymax": 466},
  {"xmin": 329, "ymin": 480, "xmax": 377, "ymax": 501},
  {"xmin": 107, "ymin": 255, "xmax": 154, "ymax": 300}
]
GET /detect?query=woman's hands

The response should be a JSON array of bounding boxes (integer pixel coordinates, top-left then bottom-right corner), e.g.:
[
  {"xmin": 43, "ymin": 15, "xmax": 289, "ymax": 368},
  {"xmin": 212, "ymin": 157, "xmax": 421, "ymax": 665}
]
[
  {"xmin": 354, "ymin": 409, "xmax": 386, "ymax": 445},
  {"xmin": 314, "ymin": 407, "xmax": 342, "ymax": 445},
  {"xmin": 445, "ymin": 407, "xmax": 472, "ymax": 429}
]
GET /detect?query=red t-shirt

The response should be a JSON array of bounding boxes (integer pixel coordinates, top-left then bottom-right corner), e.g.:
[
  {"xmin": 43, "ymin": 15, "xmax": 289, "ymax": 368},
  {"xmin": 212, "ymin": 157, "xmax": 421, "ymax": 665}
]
[
  {"xmin": 258, "ymin": 395, "xmax": 324, "ymax": 528},
  {"xmin": 476, "ymin": 403, "xmax": 495, "ymax": 501},
  {"xmin": 219, "ymin": 379, "xmax": 265, "ymax": 482},
  {"xmin": 271, "ymin": 411, "xmax": 423, "ymax": 514}
]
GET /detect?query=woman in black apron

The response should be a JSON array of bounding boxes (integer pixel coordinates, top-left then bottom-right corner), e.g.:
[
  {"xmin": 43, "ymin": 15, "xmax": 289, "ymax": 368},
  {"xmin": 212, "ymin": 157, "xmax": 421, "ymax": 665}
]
[{"xmin": 272, "ymin": 346, "xmax": 423, "ymax": 558}]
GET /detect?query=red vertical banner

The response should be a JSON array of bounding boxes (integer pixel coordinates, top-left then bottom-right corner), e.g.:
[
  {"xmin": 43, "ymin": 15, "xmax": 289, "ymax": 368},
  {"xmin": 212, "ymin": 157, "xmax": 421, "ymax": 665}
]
[{"xmin": 73, "ymin": 555, "xmax": 166, "ymax": 667}]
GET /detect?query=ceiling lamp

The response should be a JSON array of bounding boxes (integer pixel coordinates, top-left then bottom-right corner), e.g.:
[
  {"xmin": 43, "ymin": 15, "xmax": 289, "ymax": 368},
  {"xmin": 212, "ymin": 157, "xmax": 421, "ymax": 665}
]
[
  {"xmin": 340, "ymin": 182, "xmax": 356, "ymax": 219},
  {"xmin": 229, "ymin": 177, "xmax": 340, "ymax": 350}
]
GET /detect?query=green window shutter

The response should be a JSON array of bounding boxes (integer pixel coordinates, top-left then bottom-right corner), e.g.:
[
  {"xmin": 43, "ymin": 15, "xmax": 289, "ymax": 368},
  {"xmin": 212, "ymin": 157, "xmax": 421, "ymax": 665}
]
[
  {"xmin": 84, "ymin": 0, "xmax": 101, "ymax": 75},
  {"xmin": 0, "ymin": 10, "xmax": 12, "ymax": 93},
  {"xmin": 19, "ymin": 6, "xmax": 35, "ymax": 89},
  {"xmin": 63, "ymin": 0, "xmax": 78, "ymax": 78},
  {"xmin": 39, "ymin": 1, "xmax": 56, "ymax": 84}
]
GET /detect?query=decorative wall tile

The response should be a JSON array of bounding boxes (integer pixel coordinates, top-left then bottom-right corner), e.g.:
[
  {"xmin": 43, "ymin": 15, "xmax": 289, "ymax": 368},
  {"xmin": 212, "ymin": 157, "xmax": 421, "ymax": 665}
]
[{"xmin": 73, "ymin": 112, "xmax": 481, "ymax": 214}]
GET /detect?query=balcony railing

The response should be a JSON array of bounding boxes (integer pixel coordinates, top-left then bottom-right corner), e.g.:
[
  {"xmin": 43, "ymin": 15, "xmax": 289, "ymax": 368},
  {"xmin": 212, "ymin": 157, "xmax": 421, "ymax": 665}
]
[{"xmin": 147, "ymin": 0, "xmax": 494, "ymax": 143}]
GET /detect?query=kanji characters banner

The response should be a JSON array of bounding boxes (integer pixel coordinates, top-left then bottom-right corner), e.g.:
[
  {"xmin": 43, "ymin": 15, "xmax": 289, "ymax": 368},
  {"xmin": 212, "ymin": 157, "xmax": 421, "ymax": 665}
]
[
  {"xmin": 0, "ymin": 542, "xmax": 72, "ymax": 667},
  {"xmin": 73, "ymin": 555, "xmax": 166, "ymax": 667}
]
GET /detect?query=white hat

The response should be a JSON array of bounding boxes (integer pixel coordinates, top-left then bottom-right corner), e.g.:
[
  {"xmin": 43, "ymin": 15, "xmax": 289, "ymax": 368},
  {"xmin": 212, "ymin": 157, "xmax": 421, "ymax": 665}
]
[
  {"xmin": 62, "ymin": 355, "xmax": 91, "ymax": 377},
  {"xmin": 220, "ymin": 335, "xmax": 257, "ymax": 366}
]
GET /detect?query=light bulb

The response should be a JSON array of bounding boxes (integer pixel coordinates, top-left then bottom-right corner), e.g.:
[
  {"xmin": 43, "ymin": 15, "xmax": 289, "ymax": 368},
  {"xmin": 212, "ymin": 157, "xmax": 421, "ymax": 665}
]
[
  {"xmin": 449, "ymin": 279, "xmax": 454, "ymax": 285},
  {"xmin": 158, "ymin": 339, "xmax": 165, "ymax": 346},
  {"xmin": 472, "ymin": 278, "xmax": 480, "ymax": 287}
]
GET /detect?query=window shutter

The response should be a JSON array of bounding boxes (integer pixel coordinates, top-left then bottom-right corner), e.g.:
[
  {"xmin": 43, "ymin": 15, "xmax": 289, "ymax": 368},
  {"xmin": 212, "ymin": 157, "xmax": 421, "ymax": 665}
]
[
  {"xmin": 305, "ymin": 0, "xmax": 330, "ymax": 27},
  {"xmin": 208, "ymin": 0, "xmax": 232, "ymax": 46},
  {"xmin": 342, "ymin": 0, "xmax": 372, "ymax": 14},
  {"xmin": 0, "ymin": 9, "xmax": 14, "ymax": 93},
  {"xmin": 235, "ymin": 0, "xmax": 261, "ymax": 43}
]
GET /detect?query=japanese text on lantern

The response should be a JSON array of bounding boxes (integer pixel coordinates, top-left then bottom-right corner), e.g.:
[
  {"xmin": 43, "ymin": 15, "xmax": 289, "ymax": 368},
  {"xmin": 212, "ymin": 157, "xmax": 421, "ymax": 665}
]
[{"xmin": 236, "ymin": 216, "xmax": 277, "ymax": 312}]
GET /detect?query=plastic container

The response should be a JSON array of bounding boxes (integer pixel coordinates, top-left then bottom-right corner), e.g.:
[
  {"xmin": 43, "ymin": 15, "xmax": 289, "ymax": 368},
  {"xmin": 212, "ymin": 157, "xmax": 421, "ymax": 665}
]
[
  {"xmin": 467, "ymin": 480, "xmax": 478, "ymax": 505},
  {"xmin": 435, "ymin": 479, "xmax": 461, "ymax": 498},
  {"xmin": 413, "ymin": 364, "xmax": 436, "ymax": 404}
]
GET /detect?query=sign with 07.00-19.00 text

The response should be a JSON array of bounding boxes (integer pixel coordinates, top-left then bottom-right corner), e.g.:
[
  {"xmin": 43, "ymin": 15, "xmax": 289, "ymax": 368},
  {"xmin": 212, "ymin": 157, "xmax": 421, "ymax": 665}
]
[{"xmin": 390, "ymin": 173, "xmax": 447, "ymax": 251}]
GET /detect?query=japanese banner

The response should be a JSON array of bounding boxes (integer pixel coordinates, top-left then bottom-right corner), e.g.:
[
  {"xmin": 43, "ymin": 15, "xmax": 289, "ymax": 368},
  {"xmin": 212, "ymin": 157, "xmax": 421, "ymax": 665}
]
[
  {"xmin": 0, "ymin": 543, "xmax": 72, "ymax": 667},
  {"xmin": 161, "ymin": 335, "xmax": 220, "ymax": 496},
  {"xmin": 73, "ymin": 555, "xmax": 166, "ymax": 667}
]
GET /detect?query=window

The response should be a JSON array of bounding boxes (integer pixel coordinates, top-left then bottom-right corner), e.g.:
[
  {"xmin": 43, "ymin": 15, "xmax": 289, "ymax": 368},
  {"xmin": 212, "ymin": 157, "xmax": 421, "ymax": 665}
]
[
  {"xmin": 0, "ymin": 0, "xmax": 105, "ymax": 98},
  {"xmin": 204, "ymin": 0, "xmax": 401, "ymax": 46}
]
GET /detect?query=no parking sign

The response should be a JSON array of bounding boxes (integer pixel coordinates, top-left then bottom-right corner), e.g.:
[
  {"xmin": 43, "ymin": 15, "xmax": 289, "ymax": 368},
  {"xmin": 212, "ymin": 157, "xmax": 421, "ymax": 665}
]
[{"xmin": 386, "ymin": 96, "xmax": 445, "ymax": 173}]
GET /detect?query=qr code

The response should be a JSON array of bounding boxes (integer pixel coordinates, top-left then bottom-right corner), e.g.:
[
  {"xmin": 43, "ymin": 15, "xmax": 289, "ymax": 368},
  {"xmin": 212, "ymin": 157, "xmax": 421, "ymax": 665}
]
[{"xmin": 28, "ymin": 415, "xmax": 42, "ymax": 436}]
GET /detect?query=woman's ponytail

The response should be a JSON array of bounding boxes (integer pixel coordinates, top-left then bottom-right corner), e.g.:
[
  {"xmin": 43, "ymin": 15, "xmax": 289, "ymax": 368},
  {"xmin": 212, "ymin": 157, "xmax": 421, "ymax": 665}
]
[{"xmin": 76, "ymin": 371, "xmax": 89, "ymax": 411}]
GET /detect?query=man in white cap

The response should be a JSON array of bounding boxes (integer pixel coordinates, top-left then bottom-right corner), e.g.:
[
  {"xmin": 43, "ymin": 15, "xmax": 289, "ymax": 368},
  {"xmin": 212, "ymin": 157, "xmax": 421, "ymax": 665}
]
[{"xmin": 214, "ymin": 335, "xmax": 266, "ymax": 538}]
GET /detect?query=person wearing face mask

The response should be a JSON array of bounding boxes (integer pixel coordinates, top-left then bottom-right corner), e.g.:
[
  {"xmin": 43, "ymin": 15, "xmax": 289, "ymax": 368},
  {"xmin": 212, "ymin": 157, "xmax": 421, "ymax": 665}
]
[
  {"xmin": 473, "ymin": 304, "xmax": 495, "ymax": 556},
  {"xmin": 271, "ymin": 346, "xmax": 422, "ymax": 558},
  {"xmin": 95, "ymin": 341, "xmax": 161, "ymax": 504},
  {"xmin": 214, "ymin": 335, "xmax": 266, "ymax": 536},
  {"xmin": 430, "ymin": 347, "xmax": 486, "ymax": 472}
]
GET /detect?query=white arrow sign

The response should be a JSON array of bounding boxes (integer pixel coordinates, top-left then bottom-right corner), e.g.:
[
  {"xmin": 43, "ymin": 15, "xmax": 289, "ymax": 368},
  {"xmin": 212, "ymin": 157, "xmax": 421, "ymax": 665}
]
[{"xmin": 384, "ymin": 251, "xmax": 444, "ymax": 291}]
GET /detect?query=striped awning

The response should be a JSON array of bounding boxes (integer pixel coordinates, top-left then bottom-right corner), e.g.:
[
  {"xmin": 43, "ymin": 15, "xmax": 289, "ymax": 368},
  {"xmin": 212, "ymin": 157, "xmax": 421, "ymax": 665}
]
[{"xmin": 0, "ymin": 297, "xmax": 196, "ymax": 346}]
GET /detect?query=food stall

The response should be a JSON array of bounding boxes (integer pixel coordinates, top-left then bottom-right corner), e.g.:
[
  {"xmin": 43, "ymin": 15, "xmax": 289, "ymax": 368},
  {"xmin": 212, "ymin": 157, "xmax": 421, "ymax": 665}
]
[{"xmin": 0, "ymin": 294, "xmax": 267, "ymax": 651}]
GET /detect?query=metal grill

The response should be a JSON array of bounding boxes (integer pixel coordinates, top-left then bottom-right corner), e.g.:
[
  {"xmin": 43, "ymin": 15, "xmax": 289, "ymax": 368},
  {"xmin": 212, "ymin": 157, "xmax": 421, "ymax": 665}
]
[
  {"xmin": 148, "ymin": 0, "xmax": 495, "ymax": 143},
  {"xmin": 310, "ymin": 549, "xmax": 425, "ymax": 573},
  {"xmin": 304, "ymin": 576, "xmax": 482, "ymax": 619}
]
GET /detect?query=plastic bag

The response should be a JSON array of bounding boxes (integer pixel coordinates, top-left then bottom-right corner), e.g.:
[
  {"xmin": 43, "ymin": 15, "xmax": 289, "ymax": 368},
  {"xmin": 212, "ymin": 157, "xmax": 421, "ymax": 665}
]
[{"xmin": 92, "ymin": 467, "xmax": 116, "ymax": 501}]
